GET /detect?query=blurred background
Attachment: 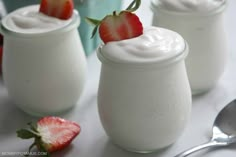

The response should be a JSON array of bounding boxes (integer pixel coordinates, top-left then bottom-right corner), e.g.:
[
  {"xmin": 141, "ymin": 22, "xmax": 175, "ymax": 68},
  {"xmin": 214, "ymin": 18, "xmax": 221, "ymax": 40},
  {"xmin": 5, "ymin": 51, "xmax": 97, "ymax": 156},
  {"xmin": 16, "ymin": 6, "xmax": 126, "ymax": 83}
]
[{"xmin": 0, "ymin": 0, "xmax": 122, "ymax": 56}]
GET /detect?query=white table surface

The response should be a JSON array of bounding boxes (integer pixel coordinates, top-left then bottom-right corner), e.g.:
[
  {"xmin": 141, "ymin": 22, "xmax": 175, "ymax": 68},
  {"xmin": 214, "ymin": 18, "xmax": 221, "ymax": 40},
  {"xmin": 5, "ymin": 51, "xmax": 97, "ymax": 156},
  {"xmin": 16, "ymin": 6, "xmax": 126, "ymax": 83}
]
[{"xmin": 0, "ymin": 0, "xmax": 236, "ymax": 157}]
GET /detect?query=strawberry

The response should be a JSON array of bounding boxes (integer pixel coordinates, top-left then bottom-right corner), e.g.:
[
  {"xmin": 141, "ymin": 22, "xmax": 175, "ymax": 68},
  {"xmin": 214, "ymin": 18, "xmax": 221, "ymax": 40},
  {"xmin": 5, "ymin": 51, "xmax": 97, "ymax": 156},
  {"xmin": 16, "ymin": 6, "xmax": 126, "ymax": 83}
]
[
  {"xmin": 39, "ymin": 0, "xmax": 74, "ymax": 20},
  {"xmin": 17, "ymin": 117, "xmax": 81, "ymax": 156},
  {"xmin": 86, "ymin": 0, "xmax": 143, "ymax": 44}
]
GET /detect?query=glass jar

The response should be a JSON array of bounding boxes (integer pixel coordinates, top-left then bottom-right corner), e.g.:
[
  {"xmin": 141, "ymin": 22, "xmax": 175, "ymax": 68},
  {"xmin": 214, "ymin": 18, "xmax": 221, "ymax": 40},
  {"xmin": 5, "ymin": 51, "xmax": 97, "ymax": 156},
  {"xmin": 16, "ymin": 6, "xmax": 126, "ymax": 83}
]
[
  {"xmin": 97, "ymin": 33, "xmax": 192, "ymax": 152},
  {"xmin": 151, "ymin": 0, "xmax": 228, "ymax": 95},
  {"xmin": 1, "ymin": 9, "xmax": 87, "ymax": 116}
]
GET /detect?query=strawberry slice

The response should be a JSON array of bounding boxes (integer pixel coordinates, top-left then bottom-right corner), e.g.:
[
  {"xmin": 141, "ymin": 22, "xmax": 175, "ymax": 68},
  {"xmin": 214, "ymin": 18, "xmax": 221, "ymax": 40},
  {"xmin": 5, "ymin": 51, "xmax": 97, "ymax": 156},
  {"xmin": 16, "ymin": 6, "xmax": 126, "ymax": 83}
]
[
  {"xmin": 86, "ymin": 0, "xmax": 143, "ymax": 44},
  {"xmin": 39, "ymin": 0, "xmax": 74, "ymax": 20},
  {"xmin": 99, "ymin": 11, "xmax": 143, "ymax": 44},
  {"xmin": 17, "ymin": 117, "xmax": 81, "ymax": 156}
]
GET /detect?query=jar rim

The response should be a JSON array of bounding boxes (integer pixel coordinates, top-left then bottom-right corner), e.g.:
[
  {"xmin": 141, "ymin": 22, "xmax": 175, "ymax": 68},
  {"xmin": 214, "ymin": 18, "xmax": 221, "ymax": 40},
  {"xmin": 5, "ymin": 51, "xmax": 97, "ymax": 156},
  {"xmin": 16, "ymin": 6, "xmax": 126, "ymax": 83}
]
[
  {"xmin": 151, "ymin": 0, "xmax": 227, "ymax": 17},
  {"xmin": 0, "ymin": 7, "xmax": 80, "ymax": 38},
  {"xmin": 97, "ymin": 42, "xmax": 189, "ymax": 69}
]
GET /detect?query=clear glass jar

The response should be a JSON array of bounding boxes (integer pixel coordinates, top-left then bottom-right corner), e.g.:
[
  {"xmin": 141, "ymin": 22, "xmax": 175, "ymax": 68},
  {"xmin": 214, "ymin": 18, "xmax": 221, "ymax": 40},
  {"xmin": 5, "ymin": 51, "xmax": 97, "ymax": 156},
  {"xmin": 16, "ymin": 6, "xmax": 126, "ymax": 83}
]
[
  {"xmin": 151, "ymin": 0, "xmax": 228, "ymax": 95},
  {"xmin": 97, "ymin": 40, "xmax": 192, "ymax": 152},
  {"xmin": 1, "ymin": 9, "xmax": 87, "ymax": 116}
]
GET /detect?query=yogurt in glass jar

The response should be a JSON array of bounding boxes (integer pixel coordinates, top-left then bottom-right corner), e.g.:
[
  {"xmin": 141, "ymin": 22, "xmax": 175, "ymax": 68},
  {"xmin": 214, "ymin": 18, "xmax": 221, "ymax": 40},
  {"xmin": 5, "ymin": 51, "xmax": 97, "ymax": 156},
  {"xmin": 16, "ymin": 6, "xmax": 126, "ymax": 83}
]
[
  {"xmin": 97, "ymin": 27, "xmax": 192, "ymax": 152},
  {"xmin": 1, "ymin": 5, "xmax": 87, "ymax": 116},
  {"xmin": 151, "ymin": 0, "xmax": 228, "ymax": 95}
]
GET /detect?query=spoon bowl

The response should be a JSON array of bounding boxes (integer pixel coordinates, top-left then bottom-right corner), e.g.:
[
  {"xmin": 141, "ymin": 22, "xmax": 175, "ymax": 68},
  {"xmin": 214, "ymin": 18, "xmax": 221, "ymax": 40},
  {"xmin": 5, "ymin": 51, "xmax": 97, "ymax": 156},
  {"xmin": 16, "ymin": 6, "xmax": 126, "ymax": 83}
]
[
  {"xmin": 214, "ymin": 100, "xmax": 236, "ymax": 136},
  {"xmin": 175, "ymin": 99, "xmax": 236, "ymax": 157}
]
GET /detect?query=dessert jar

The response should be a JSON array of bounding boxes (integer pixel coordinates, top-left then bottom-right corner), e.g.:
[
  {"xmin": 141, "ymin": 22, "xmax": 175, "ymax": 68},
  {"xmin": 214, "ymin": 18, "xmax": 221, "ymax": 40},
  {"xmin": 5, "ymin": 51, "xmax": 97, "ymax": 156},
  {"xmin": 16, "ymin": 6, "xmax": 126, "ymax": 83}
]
[
  {"xmin": 97, "ymin": 28, "xmax": 192, "ymax": 152},
  {"xmin": 0, "ymin": 10, "xmax": 87, "ymax": 116},
  {"xmin": 151, "ymin": 0, "xmax": 228, "ymax": 95},
  {"xmin": 2, "ymin": 0, "xmax": 39, "ymax": 12}
]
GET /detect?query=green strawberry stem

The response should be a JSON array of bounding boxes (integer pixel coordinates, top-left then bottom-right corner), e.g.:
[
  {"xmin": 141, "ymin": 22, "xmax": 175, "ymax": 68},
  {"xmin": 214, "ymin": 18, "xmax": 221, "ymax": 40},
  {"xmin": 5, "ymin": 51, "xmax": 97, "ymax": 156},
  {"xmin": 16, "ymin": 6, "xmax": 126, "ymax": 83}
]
[
  {"xmin": 16, "ymin": 122, "xmax": 50, "ymax": 157},
  {"xmin": 85, "ymin": 17, "xmax": 101, "ymax": 26},
  {"xmin": 27, "ymin": 122, "xmax": 38, "ymax": 133},
  {"xmin": 126, "ymin": 0, "xmax": 141, "ymax": 12},
  {"xmin": 85, "ymin": 17, "xmax": 101, "ymax": 38}
]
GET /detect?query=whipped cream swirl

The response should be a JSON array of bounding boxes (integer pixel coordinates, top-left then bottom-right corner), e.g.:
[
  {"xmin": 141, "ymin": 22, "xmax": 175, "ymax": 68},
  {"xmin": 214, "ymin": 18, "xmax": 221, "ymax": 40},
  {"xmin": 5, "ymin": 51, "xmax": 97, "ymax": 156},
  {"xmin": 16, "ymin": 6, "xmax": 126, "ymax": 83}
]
[
  {"xmin": 2, "ymin": 5, "xmax": 72, "ymax": 34},
  {"xmin": 100, "ymin": 27, "xmax": 186, "ymax": 64}
]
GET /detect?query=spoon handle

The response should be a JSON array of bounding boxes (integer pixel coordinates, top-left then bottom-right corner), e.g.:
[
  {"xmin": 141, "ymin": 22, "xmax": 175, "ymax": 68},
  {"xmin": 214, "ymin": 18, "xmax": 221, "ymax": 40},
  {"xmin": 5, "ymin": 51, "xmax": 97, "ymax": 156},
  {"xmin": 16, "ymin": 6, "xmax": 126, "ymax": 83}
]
[{"xmin": 174, "ymin": 140, "xmax": 226, "ymax": 157}]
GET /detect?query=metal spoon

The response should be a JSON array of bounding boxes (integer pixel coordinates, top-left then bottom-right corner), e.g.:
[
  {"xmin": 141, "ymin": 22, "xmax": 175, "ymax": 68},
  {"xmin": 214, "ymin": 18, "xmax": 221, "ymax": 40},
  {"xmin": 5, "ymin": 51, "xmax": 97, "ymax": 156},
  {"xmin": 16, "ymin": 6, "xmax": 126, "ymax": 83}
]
[{"xmin": 174, "ymin": 99, "xmax": 236, "ymax": 157}]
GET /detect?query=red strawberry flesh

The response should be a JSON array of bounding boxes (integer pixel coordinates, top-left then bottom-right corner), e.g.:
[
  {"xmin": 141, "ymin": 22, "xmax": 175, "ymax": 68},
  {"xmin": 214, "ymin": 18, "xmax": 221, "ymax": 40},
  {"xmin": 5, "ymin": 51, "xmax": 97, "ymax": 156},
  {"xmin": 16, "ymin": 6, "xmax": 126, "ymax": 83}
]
[
  {"xmin": 39, "ymin": 0, "xmax": 74, "ymax": 20},
  {"xmin": 37, "ymin": 116, "xmax": 81, "ymax": 152},
  {"xmin": 16, "ymin": 116, "xmax": 81, "ymax": 155},
  {"xmin": 99, "ymin": 11, "xmax": 143, "ymax": 44},
  {"xmin": 86, "ymin": 0, "xmax": 143, "ymax": 44}
]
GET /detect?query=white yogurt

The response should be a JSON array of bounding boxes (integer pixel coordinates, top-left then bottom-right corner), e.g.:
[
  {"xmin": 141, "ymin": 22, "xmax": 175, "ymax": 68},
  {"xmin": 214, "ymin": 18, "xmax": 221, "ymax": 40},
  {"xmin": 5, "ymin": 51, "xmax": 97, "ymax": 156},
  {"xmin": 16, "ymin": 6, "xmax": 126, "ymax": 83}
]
[
  {"xmin": 1, "ymin": 5, "xmax": 86, "ymax": 116},
  {"xmin": 101, "ymin": 27, "xmax": 185, "ymax": 64},
  {"xmin": 152, "ymin": 0, "xmax": 228, "ymax": 94},
  {"xmin": 154, "ymin": 0, "xmax": 226, "ymax": 13},
  {"xmin": 2, "ymin": 5, "xmax": 72, "ymax": 34},
  {"xmin": 97, "ymin": 27, "xmax": 192, "ymax": 152}
]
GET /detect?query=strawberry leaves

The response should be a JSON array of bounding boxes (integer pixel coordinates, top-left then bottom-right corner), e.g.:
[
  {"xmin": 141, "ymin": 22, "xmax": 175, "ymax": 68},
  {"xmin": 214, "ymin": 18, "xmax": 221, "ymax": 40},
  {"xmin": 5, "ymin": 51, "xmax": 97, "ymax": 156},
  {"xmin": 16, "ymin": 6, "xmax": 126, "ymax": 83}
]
[
  {"xmin": 85, "ymin": 18, "xmax": 101, "ymax": 38},
  {"xmin": 126, "ymin": 0, "xmax": 141, "ymax": 12},
  {"xmin": 16, "ymin": 129, "xmax": 38, "ymax": 139},
  {"xmin": 17, "ymin": 123, "xmax": 49, "ymax": 157}
]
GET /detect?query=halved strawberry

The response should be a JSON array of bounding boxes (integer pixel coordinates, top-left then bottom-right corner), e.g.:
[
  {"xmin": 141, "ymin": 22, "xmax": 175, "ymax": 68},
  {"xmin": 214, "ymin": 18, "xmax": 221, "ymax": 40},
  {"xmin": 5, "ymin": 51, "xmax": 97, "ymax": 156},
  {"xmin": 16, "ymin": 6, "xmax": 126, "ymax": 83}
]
[
  {"xmin": 99, "ymin": 11, "xmax": 143, "ymax": 44},
  {"xmin": 39, "ymin": 0, "xmax": 74, "ymax": 20},
  {"xmin": 86, "ymin": 0, "xmax": 143, "ymax": 44},
  {"xmin": 17, "ymin": 116, "xmax": 81, "ymax": 156}
]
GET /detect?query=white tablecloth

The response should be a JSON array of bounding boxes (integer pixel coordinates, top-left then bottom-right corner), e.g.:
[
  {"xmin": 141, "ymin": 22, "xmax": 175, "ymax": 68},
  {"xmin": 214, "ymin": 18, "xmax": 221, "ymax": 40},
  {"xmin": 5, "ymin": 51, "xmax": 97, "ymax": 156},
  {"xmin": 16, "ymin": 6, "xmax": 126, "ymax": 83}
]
[{"xmin": 0, "ymin": 0, "xmax": 236, "ymax": 157}]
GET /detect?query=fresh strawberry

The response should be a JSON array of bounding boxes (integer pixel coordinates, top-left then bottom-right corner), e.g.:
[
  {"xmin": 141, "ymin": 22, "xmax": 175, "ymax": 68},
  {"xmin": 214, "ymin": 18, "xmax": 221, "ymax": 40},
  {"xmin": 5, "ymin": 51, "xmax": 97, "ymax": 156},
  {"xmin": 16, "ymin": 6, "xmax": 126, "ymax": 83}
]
[
  {"xmin": 86, "ymin": 0, "xmax": 143, "ymax": 44},
  {"xmin": 98, "ymin": 11, "xmax": 143, "ymax": 44},
  {"xmin": 17, "ymin": 117, "xmax": 81, "ymax": 156},
  {"xmin": 39, "ymin": 0, "xmax": 74, "ymax": 20}
]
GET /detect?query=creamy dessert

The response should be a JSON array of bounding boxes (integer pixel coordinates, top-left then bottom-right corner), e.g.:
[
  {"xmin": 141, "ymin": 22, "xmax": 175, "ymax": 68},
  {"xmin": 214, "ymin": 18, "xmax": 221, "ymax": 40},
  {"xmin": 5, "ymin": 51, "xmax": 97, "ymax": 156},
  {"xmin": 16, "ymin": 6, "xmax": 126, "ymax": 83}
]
[
  {"xmin": 100, "ymin": 27, "xmax": 185, "ymax": 64},
  {"xmin": 152, "ymin": 0, "xmax": 228, "ymax": 94},
  {"xmin": 2, "ymin": 5, "xmax": 72, "ymax": 34},
  {"xmin": 97, "ymin": 26, "xmax": 191, "ymax": 152},
  {"xmin": 1, "ymin": 2, "xmax": 86, "ymax": 116},
  {"xmin": 87, "ymin": 0, "xmax": 191, "ymax": 152}
]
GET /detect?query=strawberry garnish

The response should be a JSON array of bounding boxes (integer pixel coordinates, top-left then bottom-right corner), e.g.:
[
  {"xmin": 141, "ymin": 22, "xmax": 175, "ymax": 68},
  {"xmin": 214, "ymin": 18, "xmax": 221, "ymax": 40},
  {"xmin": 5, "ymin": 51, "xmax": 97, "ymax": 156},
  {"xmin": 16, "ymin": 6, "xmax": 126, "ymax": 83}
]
[
  {"xmin": 86, "ymin": 0, "xmax": 143, "ymax": 44},
  {"xmin": 17, "ymin": 117, "xmax": 81, "ymax": 156},
  {"xmin": 39, "ymin": 0, "xmax": 74, "ymax": 20}
]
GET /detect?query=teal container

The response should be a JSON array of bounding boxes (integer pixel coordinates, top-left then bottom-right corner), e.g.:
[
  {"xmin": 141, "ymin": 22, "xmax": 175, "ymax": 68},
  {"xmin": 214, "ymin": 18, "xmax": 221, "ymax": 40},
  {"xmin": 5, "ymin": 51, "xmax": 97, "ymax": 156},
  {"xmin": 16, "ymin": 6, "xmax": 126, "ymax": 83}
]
[
  {"xmin": 2, "ymin": 0, "xmax": 39, "ymax": 12},
  {"xmin": 2, "ymin": 0, "xmax": 122, "ymax": 56}
]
